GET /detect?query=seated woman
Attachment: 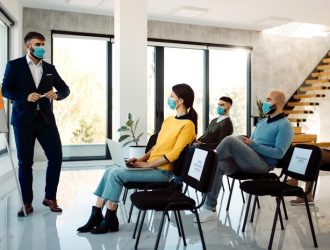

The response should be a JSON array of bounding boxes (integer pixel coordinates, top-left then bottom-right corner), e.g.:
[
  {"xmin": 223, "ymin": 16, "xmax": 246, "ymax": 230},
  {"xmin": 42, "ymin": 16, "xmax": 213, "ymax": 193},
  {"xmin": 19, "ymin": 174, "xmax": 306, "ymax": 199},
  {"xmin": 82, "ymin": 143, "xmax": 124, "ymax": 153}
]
[{"xmin": 77, "ymin": 83, "xmax": 198, "ymax": 234}]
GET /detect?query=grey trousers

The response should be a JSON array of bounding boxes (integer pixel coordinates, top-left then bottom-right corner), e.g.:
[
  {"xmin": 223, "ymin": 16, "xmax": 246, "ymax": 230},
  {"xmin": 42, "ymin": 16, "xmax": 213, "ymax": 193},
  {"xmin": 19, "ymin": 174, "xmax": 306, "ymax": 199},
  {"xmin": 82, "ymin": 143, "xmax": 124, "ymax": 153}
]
[{"xmin": 205, "ymin": 135, "xmax": 272, "ymax": 211}]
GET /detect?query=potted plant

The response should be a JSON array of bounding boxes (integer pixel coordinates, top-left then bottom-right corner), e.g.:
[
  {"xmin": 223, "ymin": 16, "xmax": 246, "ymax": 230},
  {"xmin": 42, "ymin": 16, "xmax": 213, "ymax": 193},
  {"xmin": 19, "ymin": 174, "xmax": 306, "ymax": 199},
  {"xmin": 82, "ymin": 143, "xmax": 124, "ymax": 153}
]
[
  {"xmin": 252, "ymin": 97, "xmax": 267, "ymax": 126},
  {"xmin": 118, "ymin": 113, "xmax": 146, "ymax": 158}
]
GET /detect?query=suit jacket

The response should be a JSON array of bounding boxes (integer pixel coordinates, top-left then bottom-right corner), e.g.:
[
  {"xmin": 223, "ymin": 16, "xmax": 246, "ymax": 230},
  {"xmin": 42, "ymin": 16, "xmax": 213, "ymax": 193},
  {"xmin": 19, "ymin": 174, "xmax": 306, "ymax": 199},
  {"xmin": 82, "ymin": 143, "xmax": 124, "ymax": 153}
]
[{"xmin": 1, "ymin": 56, "xmax": 70, "ymax": 126}]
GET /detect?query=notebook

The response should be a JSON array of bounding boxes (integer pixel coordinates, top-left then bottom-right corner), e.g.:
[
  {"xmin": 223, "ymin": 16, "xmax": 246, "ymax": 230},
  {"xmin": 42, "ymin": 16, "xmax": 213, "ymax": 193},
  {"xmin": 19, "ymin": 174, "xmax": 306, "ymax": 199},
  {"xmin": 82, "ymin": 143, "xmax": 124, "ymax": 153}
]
[{"xmin": 106, "ymin": 139, "xmax": 151, "ymax": 171}]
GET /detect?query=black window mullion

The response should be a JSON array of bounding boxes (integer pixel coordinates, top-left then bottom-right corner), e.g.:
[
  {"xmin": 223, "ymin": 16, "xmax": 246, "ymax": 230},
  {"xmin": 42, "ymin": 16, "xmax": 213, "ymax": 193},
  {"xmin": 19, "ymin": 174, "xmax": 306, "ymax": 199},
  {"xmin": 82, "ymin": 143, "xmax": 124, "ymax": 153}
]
[
  {"xmin": 247, "ymin": 52, "xmax": 252, "ymax": 136},
  {"xmin": 203, "ymin": 49, "xmax": 209, "ymax": 133},
  {"xmin": 155, "ymin": 46, "xmax": 164, "ymax": 133},
  {"xmin": 105, "ymin": 41, "xmax": 112, "ymax": 159}
]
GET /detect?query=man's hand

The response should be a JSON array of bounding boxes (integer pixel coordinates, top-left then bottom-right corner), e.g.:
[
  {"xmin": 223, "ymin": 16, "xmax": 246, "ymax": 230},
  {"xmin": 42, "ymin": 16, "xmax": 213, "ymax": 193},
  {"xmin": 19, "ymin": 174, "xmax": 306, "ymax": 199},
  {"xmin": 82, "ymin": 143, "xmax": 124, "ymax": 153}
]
[
  {"xmin": 27, "ymin": 92, "xmax": 41, "ymax": 102},
  {"xmin": 241, "ymin": 136, "xmax": 253, "ymax": 145},
  {"xmin": 44, "ymin": 90, "xmax": 58, "ymax": 100}
]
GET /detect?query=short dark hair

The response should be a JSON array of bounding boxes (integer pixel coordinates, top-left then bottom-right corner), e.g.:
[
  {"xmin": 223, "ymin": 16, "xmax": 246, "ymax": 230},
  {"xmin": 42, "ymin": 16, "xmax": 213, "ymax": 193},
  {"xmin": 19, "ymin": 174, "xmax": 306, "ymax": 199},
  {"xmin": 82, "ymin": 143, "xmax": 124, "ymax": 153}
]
[
  {"xmin": 24, "ymin": 31, "xmax": 45, "ymax": 44},
  {"xmin": 219, "ymin": 96, "xmax": 233, "ymax": 105}
]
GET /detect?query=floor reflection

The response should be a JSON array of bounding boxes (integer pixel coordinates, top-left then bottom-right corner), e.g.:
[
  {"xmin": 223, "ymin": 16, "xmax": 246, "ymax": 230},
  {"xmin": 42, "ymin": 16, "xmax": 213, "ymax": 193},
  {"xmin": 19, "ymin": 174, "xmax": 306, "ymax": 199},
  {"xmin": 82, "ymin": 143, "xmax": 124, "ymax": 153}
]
[{"xmin": 1, "ymin": 166, "xmax": 330, "ymax": 250}]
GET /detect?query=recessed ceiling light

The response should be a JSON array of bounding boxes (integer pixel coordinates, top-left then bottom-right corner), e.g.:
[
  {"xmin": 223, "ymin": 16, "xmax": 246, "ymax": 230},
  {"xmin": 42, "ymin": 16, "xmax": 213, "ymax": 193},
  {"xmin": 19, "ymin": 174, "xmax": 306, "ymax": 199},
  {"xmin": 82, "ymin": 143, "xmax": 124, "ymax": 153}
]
[
  {"xmin": 172, "ymin": 6, "xmax": 208, "ymax": 18},
  {"xmin": 65, "ymin": 0, "xmax": 104, "ymax": 6}
]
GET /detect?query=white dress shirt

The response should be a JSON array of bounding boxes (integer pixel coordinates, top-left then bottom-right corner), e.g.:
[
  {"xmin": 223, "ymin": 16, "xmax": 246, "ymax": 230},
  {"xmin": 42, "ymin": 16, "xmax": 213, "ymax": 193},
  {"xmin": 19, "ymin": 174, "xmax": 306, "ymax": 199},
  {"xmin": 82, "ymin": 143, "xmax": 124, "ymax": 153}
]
[
  {"xmin": 26, "ymin": 55, "xmax": 43, "ymax": 88},
  {"xmin": 26, "ymin": 55, "xmax": 43, "ymax": 109}
]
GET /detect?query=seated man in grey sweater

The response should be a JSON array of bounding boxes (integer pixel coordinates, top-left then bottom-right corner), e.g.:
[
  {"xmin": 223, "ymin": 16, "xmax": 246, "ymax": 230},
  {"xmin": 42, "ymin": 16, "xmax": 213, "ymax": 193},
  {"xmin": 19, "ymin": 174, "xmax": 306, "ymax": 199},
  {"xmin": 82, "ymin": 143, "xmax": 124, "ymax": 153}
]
[
  {"xmin": 196, "ymin": 90, "xmax": 293, "ymax": 223},
  {"xmin": 195, "ymin": 96, "xmax": 233, "ymax": 149}
]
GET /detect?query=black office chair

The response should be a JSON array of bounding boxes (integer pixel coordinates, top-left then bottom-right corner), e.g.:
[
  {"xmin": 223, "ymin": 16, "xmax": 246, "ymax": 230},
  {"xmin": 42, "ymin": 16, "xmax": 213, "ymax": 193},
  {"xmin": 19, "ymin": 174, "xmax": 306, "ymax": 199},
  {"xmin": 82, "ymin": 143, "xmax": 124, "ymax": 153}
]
[
  {"xmin": 123, "ymin": 134, "xmax": 189, "ymax": 223},
  {"xmin": 240, "ymin": 144, "xmax": 322, "ymax": 250},
  {"xmin": 130, "ymin": 145, "xmax": 217, "ymax": 250}
]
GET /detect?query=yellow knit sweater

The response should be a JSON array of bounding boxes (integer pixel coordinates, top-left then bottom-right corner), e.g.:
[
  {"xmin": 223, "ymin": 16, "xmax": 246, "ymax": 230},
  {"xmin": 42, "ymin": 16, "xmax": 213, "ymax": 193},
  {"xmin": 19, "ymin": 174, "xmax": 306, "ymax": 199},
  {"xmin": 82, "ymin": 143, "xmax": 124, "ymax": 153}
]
[{"xmin": 148, "ymin": 116, "xmax": 196, "ymax": 171}]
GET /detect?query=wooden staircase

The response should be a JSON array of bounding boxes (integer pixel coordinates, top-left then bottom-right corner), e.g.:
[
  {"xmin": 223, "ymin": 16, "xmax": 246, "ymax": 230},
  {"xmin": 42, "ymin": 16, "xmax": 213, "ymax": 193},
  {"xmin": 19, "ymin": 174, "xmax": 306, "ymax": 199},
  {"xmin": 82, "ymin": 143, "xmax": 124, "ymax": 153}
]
[{"xmin": 285, "ymin": 50, "xmax": 330, "ymax": 144}]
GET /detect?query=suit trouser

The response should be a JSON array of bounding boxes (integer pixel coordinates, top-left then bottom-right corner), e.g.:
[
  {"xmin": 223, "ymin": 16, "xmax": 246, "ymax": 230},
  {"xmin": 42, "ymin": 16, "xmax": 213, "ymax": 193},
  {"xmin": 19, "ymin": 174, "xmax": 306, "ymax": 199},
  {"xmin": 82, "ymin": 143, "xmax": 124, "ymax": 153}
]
[{"xmin": 13, "ymin": 114, "xmax": 62, "ymax": 203}]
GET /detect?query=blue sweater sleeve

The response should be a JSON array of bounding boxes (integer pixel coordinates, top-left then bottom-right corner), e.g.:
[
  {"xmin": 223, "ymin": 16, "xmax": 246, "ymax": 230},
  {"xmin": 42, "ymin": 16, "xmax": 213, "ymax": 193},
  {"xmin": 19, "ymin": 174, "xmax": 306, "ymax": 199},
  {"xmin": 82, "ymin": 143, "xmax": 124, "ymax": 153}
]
[{"xmin": 250, "ymin": 121, "xmax": 293, "ymax": 159}]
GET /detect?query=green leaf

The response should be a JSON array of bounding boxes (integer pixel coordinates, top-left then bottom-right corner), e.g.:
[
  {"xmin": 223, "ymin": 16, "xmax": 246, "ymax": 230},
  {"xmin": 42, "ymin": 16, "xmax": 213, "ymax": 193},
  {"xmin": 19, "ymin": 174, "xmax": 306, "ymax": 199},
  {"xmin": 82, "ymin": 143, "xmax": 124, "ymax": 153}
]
[
  {"xmin": 117, "ymin": 126, "xmax": 129, "ymax": 132},
  {"xmin": 118, "ymin": 134, "xmax": 131, "ymax": 142},
  {"xmin": 128, "ymin": 113, "xmax": 133, "ymax": 120},
  {"xmin": 126, "ymin": 120, "xmax": 134, "ymax": 128},
  {"xmin": 123, "ymin": 140, "xmax": 134, "ymax": 147}
]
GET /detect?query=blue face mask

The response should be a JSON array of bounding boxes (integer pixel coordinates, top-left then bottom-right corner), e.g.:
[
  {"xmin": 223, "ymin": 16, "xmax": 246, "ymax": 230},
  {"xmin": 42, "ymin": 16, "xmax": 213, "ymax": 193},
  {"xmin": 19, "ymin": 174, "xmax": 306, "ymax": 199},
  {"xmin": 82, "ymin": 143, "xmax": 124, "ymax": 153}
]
[
  {"xmin": 32, "ymin": 46, "xmax": 45, "ymax": 59},
  {"xmin": 217, "ymin": 106, "xmax": 225, "ymax": 115},
  {"xmin": 262, "ymin": 101, "xmax": 276, "ymax": 115},
  {"xmin": 167, "ymin": 98, "xmax": 176, "ymax": 110}
]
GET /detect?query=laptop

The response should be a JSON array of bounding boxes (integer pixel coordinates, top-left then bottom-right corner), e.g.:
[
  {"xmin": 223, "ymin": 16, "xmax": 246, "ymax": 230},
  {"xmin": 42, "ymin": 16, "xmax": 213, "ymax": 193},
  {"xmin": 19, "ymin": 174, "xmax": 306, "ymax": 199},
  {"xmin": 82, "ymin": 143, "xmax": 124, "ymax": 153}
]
[{"xmin": 106, "ymin": 139, "xmax": 151, "ymax": 171}]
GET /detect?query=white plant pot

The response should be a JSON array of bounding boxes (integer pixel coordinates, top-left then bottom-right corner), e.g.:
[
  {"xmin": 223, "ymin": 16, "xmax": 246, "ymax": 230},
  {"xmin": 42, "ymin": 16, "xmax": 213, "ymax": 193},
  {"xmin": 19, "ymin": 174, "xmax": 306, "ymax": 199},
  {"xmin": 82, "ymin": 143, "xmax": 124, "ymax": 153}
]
[{"xmin": 129, "ymin": 146, "xmax": 146, "ymax": 159}]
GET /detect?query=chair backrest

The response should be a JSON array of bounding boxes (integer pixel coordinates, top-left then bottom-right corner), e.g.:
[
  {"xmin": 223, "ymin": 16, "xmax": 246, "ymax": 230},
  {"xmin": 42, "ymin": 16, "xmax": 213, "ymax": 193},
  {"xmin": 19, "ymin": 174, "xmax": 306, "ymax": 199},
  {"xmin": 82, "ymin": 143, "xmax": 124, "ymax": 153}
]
[
  {"xmin": 182, "ymin": 145, "xmax": 218, "ymax": 193},
  {"xmin": 145, "ymin": 134, "xmax": 158, "ymax": 153},
  {"xmin": 282, "ymin": 144, "xmax": 322, "ymax": 182}
]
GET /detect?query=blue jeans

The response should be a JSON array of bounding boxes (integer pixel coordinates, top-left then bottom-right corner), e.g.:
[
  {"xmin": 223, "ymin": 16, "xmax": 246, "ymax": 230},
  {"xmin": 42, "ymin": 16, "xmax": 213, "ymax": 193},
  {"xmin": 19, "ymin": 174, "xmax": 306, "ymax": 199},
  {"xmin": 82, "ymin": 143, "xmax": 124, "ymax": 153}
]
[
  {"xmin": 205, "ymin": 135, "xmax": 272, "ymax": 211},
  {"xmin": 94, "ymin": 166, "xmax": 173, "ymax": 203}
]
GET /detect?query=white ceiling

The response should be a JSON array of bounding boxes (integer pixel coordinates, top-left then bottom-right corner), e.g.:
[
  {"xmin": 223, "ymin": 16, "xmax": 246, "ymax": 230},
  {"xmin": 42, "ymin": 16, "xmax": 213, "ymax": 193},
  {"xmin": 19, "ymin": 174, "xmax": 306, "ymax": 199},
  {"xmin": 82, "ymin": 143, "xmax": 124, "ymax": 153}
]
[{"xmin": 19, "ymin": 0, "xmax": 330, "ymax": 31}]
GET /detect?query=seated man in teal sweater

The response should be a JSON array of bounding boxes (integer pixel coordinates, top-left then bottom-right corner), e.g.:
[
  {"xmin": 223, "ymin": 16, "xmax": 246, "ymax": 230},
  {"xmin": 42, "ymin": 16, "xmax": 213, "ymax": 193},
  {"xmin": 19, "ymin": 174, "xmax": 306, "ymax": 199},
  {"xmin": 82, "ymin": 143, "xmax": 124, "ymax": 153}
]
[
  {"xmin": 195, "ymin": 96, "xmax": 233, "ymax": 149},
  {"xmin": 196, "ymin": 90, "xmax": 293, "ymax": 223}
]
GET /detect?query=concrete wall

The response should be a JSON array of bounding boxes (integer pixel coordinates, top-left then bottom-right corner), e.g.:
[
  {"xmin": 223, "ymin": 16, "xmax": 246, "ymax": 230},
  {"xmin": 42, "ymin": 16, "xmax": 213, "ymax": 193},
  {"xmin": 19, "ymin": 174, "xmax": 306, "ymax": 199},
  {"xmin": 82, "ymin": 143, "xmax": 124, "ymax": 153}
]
[{"xmin": 22, "ymin": 7, "xmax": 330, "ymax": 143}]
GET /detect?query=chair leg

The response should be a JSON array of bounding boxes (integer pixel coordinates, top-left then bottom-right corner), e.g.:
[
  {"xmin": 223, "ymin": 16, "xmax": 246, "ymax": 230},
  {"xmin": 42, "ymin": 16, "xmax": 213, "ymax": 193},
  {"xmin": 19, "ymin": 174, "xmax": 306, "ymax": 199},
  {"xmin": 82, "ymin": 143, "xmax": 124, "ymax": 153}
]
[
  {"xmin": 222, "ymin": 182, "xmax": 225, "ymax": 192},
  {"xmin": 312, "ymin": 177, "xmax": 318, "ymax": 199},
  {"xmin": 135, "ymin": 210, "xmax": 147, "ymax": 250},
  {"xmin": 304, "ymin": 194, "xmax": 318, "ymax": 247},
  {"xmin": 256, "ymin": 196, "xmax": 260, "ymax": 209},
  {"xmin": 238, "ymin": 180, "xmax": 245, "ymax": 203},
  {"xmin": 226, "ymin": 175, "xmax": 231, "ymax": 188},
  {"xmin": 250, "ymin": 195, "xmax": 258, "ymax": 223},
  {"xmin": 268, "ymin": 197, "xmax": 281, "ymax": 250},
  {"xmin": 154, "ymin": 212, "xmax": 167, "ymax": 250},
  {"xmin": 193, "ymin": 209, "xmax": 207, "ymax": 250},
  {"xmin": 242, "ymin": 194, "xmax": 252, "ymax": 232},
  {"xmin": 278, "ymin": 199, "xmax": 284, "ymax": 230},
  {"xmin": 281, "ymin": 197, "xmax": 288, "ymax": 220},
  {"xmin": 122, "ymin": 188, "xmax": 128, "ymax": 204},
  {"xmin": 128, "ymin": 202, "xmax": 134, "ymax": 223},
  {"xmin": 226, "ymin": 178, "xmax": 235, "ymax": 211},
  {"xmin": 133, "ymin": 209, "xmax": 142, "ymax": 239},
  {"xmin": 173, "ymin": 211, "xmax": 182, "ymax": 237},
  {"xmin": 177, "ymin": 211, "xmax": 187, "ymax": 246}
]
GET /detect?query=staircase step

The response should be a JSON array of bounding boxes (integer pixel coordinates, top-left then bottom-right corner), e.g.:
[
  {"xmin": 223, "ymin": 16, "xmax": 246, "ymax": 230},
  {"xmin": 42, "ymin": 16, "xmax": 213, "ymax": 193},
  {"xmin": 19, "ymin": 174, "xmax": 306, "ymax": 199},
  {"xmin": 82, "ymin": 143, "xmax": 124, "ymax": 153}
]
[
  {"xmin": 323, "ymin": 58, "xmax": 330, "ymax": 63},
  {"xmin": 287, "ymin": 102, "xmax": 319, "ymax": 107},
  {"xmin": 293, "ymin": 94, "xmax": 326, "ymax": 99},
  {"xmin": 317, "ymin": 64, "xmax": 330, "ymax": 70},
  {"xmin": 299, "ymin": 86, "xmax": 330, "ymax": 91},
  {"xmin": 293, "ymin": 127, "xmax": 302, "ymax": 134},
  {"xmin": 292, "ymin": 134, "xmax": 317, "ymax": 143},
  {"xmin": 284, "ymin": 110, "xmax": 313, "ymax": 115},
  {"xmin": 289, "ymin": 118, "xmax": 306, "ymax": 123},
  {"xmin": 311, "ymin": 71, "xmax": 330, "ymax": 77},
  {"xmin": 305, "ymin": 79, "xmax": 330, "ymax": 84}
]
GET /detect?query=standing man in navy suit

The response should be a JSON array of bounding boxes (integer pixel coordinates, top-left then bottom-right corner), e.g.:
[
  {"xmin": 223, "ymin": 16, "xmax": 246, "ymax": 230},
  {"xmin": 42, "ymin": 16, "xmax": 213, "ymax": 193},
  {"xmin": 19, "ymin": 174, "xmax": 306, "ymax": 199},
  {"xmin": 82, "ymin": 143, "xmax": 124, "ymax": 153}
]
[{"xmin": 1, "ymin": 31, "xmax": 70, "ymax": 216}]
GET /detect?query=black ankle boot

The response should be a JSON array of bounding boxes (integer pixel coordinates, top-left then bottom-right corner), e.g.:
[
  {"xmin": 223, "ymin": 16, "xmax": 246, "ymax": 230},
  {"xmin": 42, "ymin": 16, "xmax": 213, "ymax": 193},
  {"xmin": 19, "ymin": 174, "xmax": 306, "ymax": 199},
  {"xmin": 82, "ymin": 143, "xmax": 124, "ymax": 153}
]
[
  {"xmin": 77, "ymin": 206, "xmax": 104, "ymax": 233},
  {"xmin": 91, "ymin": 208, "xmax": 119, "ymax": 234}
]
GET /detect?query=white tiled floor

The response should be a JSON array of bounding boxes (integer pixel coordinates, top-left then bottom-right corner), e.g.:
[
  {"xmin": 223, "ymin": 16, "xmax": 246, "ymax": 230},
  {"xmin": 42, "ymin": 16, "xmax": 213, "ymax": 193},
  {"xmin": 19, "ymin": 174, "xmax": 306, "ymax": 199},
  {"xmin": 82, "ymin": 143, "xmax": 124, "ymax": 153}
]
[{"xmin": 1, "ymin": 163, "xmax": 330, "ymax": 250}]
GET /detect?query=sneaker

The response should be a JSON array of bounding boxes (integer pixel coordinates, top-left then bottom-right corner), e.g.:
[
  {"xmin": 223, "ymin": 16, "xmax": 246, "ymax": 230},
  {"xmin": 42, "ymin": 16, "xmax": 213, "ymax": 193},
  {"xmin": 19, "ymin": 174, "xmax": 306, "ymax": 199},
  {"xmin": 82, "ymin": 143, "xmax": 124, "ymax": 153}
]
[
  {"xmin": 290, "ymin": 195, "xmax": 314, "ymax": 206},
  {"xmin": 194, "ymin": 208, "xmax": 217, "ymax": 223}
]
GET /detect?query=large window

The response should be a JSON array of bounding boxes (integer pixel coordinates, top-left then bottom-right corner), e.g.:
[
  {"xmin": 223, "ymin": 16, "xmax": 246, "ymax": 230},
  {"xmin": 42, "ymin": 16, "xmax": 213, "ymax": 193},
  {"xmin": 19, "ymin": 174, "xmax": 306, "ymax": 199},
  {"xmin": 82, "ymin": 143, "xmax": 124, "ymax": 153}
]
[
  {"xmin": 52, "ymin": 34, "xmax": 111, "ymax": 160},
  {"xmin": 163, "ymin": 47, "xmax": 205, "ymax": 136},
  {"xmin": 147, "ymin": 42, "xmax": 250, "ymax": 138},
  {"xmin": 209, "ymin": 48, "xmax": 250, "ymax": 135}
]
